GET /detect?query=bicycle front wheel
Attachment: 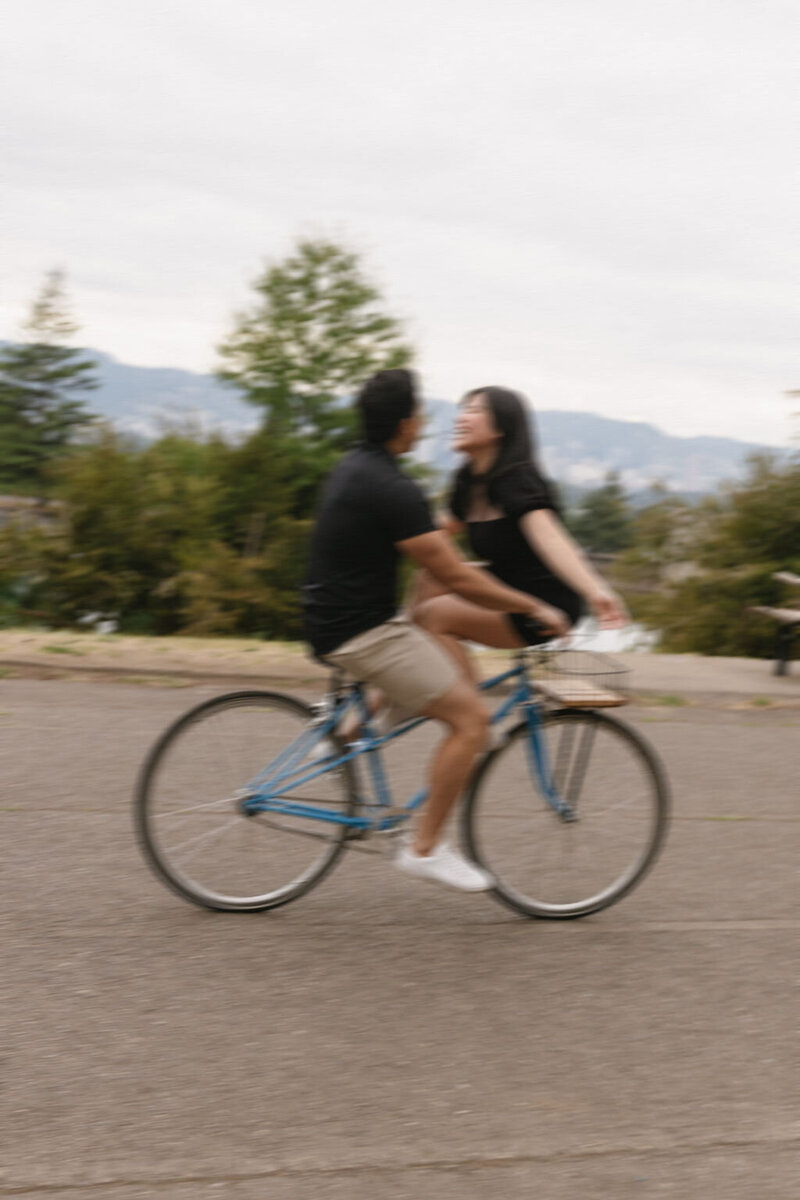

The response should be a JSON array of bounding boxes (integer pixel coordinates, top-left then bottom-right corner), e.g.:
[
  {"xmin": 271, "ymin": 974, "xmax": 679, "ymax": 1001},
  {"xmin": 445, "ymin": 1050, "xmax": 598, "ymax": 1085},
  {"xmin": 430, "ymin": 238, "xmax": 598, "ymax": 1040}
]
[
  {"xmin": 135, "ymin": 690, "xmax": 357, "ymax": 912},
  {"xmin": 462, "ymin": 709, "xmax": 669, "ymax": 919}
]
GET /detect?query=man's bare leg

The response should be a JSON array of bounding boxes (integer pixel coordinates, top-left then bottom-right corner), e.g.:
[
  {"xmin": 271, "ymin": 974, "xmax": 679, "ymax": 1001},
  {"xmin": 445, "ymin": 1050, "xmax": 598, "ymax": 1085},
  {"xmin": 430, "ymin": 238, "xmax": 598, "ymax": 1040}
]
[
  {"xmin": 340, "ymin": 567, "xmax": 486, "ymax": 741},
  {"xmin": 337, "ymin": 686, "xmax": 385, "ymax": 742},
  {"xmin": 340, "ymin": 568, "xmax": 474, "ymax": 740},
  {"xmin": 425, "ymin": 628, "xmax": 479, "ymax": 687},
  {"xmin": 414, "ymin": 681, "xmax": 488, "ymax": 855},
  {"xmin": 343, "ymin": 574, "xmax": 505, "ymax": 743}
]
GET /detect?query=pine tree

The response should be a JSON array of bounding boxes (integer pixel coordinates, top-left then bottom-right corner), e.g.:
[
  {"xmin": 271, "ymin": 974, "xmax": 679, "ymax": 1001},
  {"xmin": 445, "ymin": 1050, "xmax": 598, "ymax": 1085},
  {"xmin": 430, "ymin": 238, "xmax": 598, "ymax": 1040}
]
[
  {"xmin": 0, "ymin": 269, "xmax": 98, "ymax": 491},
  {"xmin": 568, "ymin": 470, "xmax": 634, "ymax": 553}
]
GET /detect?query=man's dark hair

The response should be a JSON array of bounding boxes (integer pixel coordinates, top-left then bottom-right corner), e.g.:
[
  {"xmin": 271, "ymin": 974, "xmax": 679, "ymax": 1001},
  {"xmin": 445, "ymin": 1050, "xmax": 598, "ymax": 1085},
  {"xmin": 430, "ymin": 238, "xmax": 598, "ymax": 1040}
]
[{"xmin": 356, "ymin": 368, "xmax": 418, "ymax": 446}]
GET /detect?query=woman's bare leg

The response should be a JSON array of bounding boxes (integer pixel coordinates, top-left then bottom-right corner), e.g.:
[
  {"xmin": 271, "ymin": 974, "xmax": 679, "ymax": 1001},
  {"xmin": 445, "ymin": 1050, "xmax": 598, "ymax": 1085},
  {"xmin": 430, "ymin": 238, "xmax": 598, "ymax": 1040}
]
[
  {"xmin": 405, "ymin": 564, "xmax": 488, "ymax": 621},
  {"xmin": 405, "ymin": 567, "xmax": 452, "ymax": 619},
  {"xmin": 415, "ymin": 594, "xmax": 530, "ymax": 655}
]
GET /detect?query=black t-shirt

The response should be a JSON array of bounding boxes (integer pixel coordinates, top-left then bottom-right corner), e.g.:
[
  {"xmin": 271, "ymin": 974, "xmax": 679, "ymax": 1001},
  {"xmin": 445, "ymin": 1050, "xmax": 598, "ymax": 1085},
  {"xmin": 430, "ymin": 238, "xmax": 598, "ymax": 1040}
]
[
  {"xmin": 304, "ymin": 445, "xmax": 435, "ymax": 656},
  {"xmin": 450, "ymin": 462, "xmax": 583, "ymax": 625}
]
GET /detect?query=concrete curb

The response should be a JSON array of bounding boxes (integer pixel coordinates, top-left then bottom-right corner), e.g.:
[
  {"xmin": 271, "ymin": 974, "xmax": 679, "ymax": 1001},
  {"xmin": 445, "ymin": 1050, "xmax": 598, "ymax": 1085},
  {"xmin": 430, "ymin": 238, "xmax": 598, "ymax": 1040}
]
[
  {"xmin": 3, "ymin": 654, "xmax": 798, "ymax": 707},
  {"xmin": 0, "ymin": 656, "xmax": 326, "ymax": 686}
]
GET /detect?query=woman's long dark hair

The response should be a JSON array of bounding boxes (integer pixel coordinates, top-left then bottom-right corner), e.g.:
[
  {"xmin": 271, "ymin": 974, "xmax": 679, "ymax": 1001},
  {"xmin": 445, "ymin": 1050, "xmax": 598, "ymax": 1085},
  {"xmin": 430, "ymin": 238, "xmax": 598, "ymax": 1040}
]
[
  {"xmin": 463, "ymin": 386, "xmax": 538, "ymax": 477},
  {"xmin": 452, "ymin": 386, "xmax": 553, "ymax": 517}
]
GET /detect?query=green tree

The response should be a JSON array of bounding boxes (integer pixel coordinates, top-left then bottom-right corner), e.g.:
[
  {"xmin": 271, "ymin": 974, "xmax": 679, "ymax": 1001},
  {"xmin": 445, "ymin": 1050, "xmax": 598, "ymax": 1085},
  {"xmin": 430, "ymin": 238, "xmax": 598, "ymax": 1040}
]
[
  {"xmin": 0, "ymin": 427, "xmax": 221, "ymax": 633},
  {"xmin": 568, "ymin": 471, "xmax": 634, "ymax": 553},
  {"xmin": 0, "ymin": 241, "xmax": 416, "ymax": 638},
  {"xmin": 217, "ymin": 238, "xmax": 412, "ymax": 475},
  {"xmin": 0, "ymin": 270, "xmax": 98, "ymax": 491},
  {"xmin": 638, "ymin": 453, "xmax": 800, "ymax": 656},
  {"xmin": 0, "ymin": 426, "xmax": 312, "ymax": 638},
  {"xmin": 615, "ymin": 485, "xmax": 695, "ymax": 594}
]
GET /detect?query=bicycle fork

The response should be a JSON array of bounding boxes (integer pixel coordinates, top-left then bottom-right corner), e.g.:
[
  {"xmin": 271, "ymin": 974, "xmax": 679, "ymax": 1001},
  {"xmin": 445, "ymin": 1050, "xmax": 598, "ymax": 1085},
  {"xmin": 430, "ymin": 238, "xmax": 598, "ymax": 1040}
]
[{"xmin": 522, "ymin": 702, "xmax": 579, "ymax": 823}]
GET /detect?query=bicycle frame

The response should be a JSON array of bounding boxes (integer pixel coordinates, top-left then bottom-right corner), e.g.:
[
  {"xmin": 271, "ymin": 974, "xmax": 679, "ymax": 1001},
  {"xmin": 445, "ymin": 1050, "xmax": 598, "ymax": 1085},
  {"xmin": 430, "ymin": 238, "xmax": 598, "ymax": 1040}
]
[{"xmin": 240, "ymin": 656, "xmax": 575, "ymax": 831}]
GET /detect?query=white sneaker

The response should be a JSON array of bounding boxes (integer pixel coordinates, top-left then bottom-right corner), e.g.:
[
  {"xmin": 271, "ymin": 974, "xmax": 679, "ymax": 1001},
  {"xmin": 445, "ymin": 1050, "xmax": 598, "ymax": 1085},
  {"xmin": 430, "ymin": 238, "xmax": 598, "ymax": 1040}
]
[
  {"xmin": 367, "ymin": 706, "xmax": 404, "ymax": 737},
  {"xmin": 395, "ymin": 838, "xmax": 494, "ymax": 892},
  {"xmin": 309, "ymin": 706, "xmax": 397, "ymax": 762},
  {"xmin": 308, "ymin": 736, "xmax": 338, "ymax": 763},
  {"xmin": 487, "ymin": 722, "xmax": 509, "ymax": 750}
]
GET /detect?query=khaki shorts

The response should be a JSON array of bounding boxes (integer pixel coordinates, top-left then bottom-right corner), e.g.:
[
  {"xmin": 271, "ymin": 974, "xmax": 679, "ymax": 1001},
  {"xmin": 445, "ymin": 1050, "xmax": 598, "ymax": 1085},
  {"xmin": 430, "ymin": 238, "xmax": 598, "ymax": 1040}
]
[{"xmin": 325, "ymin": 616, "xmax": 459, "ymax": 715}]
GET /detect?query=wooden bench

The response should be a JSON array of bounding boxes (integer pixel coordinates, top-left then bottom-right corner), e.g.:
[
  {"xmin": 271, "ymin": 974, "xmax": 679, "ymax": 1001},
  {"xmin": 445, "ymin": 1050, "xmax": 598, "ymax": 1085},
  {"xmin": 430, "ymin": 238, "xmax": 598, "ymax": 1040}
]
[{"xmin": 749, "ymin": 571, "xmax": 800, "ymax": 677}]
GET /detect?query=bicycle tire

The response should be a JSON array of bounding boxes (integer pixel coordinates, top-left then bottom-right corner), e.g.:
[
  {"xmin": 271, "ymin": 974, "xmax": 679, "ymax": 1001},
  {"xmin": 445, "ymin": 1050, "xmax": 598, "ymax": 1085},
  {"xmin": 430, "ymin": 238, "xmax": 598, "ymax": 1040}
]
[
  {"xmin": 135, "ymin": 690, "xmax": 357, "ymax": 912},
  {"xmin": 462, "ymin": 708, "xmax": 670, "ymax": 919}
]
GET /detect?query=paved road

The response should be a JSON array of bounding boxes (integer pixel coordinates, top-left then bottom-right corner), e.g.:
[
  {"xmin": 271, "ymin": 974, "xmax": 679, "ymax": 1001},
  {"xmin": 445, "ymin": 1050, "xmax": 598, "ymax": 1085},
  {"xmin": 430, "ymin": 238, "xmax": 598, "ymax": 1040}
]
[{"xmin": 2, "ymin": 679, "xmax": 798, "ymax": 1198}]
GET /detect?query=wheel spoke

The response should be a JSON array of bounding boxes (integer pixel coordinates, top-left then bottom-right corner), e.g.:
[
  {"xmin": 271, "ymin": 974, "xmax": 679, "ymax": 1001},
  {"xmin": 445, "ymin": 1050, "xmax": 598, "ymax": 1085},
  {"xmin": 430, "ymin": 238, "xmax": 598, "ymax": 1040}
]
[
  {"xmin": 464, "ymin": 710, "xmax": 668, "ymax": 918},
  {"xmin": 587, "ymin": 794, "xmax": 649, "ymax": 820},
  {"xmin": 153, "ymin": 795, "xmax": 239, "ymax": 824},
  {"xmin": 247, "ymin": 816, "xmax": 340, "ymax": 845},
  {"xmin": 168, "ymin": 816, "xmax": 244, "ymax": 866},
  {"xmin": 136, "ymin": 691, "xmax": 356, "ymax": 911}
]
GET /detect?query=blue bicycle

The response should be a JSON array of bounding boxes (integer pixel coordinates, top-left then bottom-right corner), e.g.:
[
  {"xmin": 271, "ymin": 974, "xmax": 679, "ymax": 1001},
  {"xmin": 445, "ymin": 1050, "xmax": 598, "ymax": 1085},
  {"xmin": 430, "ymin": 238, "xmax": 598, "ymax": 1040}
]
[{"xmin": 135, "ymin": 648, "xmax": 670, "ymax": 919}]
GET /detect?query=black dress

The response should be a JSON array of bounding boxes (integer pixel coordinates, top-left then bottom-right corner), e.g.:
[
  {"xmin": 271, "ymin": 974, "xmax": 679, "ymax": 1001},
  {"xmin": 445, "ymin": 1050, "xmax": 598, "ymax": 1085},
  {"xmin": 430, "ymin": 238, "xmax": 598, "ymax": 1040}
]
[{"xmin": 449, "ymin": 462, "xmax": 583, "ymax": 644}]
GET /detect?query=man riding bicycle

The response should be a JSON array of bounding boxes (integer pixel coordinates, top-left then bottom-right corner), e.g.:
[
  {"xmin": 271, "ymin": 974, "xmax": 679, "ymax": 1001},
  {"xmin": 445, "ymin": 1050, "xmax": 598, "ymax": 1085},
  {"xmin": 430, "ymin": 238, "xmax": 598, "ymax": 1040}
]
[{"xmin": 303, "ymin": 369, "xmax": 568, "ymax": 891}]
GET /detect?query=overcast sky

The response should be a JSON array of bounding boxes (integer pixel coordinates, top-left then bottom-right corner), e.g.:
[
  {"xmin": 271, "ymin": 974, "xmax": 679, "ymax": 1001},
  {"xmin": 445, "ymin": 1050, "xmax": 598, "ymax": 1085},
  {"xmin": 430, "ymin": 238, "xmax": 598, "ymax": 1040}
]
[{"xmin": 3, "ymin": 0, "xmax": 798, "ymax": 445}]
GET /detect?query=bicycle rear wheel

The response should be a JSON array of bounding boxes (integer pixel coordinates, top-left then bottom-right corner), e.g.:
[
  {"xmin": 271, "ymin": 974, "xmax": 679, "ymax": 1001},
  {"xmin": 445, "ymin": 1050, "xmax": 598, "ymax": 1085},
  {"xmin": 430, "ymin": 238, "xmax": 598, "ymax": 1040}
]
[
  {"xmin": 135, "ymin": 690, "xmax": 357, "ymax": 912},
  {"xmin": 462, "ymin": 709, "xmax": 669, "ymax": 919}
]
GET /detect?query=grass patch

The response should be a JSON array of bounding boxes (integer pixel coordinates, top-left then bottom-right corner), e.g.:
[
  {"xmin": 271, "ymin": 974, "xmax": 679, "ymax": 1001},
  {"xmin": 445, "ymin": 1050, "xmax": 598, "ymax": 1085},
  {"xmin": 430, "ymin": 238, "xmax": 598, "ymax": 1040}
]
[
  {"xmin": 656, "ymin": 694, "xmax": 687, "ymax": 707},
  {"xmin": 43, "ymin": 644, "xmax": 87, "ymax": 656},
  {"xmin": 124, "ymin": 675, "xmax": 194, "ymax": 688},
  {"xmin": 750, "ymin": 696, "xmax": 773, "ymax": 707}
]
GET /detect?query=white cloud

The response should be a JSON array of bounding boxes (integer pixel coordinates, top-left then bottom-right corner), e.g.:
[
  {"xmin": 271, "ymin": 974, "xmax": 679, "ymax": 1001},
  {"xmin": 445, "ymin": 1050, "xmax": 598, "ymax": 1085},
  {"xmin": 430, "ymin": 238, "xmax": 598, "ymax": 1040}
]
[{"xmin": 2, "ymin": 0, "xmax": 798, "ymax": 444}]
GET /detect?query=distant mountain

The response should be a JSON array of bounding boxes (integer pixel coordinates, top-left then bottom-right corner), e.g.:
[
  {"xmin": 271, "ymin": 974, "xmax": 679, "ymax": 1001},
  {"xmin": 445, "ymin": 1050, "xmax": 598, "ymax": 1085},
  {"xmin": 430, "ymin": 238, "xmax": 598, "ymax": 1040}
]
[
  {"xmin": 4, "ymin": 347, "xmax": 782, "ymax": 497},
  {"xmin": 417, "ymin": 399, "xmax": 776, "ymax": 499},
  {"xmin": 87, "ymin": 351, "xmax": 254, "ymax": 437}
]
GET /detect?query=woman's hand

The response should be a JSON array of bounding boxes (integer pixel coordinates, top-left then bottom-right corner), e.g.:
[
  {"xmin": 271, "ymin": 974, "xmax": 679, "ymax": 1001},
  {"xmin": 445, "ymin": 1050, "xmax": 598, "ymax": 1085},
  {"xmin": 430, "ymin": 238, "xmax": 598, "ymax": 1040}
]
[
  {"xmin": 529, "ymin": 599, "xmax": 571, "ymax": 638},
  {"xmin": 519, "ymin": 512, "xmax": 630, "ymax": 633},
  {"xmin": 587, "ymin": 587, "xmax": 629, "ymax": 629}
]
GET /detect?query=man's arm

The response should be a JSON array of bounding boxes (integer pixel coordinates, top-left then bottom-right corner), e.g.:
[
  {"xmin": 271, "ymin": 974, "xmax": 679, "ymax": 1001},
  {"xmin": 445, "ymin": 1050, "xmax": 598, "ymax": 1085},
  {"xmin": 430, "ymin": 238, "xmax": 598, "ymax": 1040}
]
[
  {"xmin": 436, "ymin": 512, "xmax": 465, "ymax": 537},
  {"xmin": 397, "ymin": 530, "xmax": 569, "ymax": 636}
]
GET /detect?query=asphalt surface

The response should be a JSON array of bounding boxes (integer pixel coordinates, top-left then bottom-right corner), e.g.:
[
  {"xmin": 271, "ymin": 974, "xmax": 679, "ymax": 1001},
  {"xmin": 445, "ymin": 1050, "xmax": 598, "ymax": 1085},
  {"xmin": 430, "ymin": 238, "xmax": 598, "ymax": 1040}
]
[{"xmin": 2, "ymin": 677, "xmax": 799, "ymax": 1198}]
